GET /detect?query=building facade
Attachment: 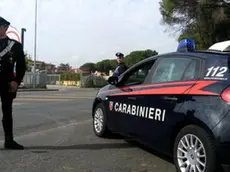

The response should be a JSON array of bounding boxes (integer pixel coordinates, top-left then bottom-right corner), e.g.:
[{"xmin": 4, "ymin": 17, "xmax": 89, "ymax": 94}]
[{"xmin": 28, "ymin": 60, "xmax": 56, "ymax": 74}]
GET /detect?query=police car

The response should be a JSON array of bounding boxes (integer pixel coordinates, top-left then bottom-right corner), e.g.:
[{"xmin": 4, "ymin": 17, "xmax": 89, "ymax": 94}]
[{"xmin": 92, "ymin": 39, "xmax": 230, "ymax": 172}]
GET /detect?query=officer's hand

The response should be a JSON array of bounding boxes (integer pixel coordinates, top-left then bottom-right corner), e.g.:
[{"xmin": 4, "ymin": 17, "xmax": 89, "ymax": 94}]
[{"xmin": 9, "ymin": 81, "xmax": 18, "ymax": 92}]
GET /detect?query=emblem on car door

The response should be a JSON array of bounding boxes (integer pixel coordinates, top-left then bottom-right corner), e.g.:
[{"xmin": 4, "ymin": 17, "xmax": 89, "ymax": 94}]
[{"xmin": 109, "ymin": 101, "xmax": 113, "ymax": 111}]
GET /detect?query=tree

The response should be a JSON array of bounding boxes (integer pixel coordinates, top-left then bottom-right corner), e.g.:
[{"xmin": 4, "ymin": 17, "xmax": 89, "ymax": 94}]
[
  {"xmin": 159, "ymin": 0, "xmax": 230, "ymax": 49},
  {"xmin": 124, "ymin": 49, "xmax": 158, "ymax": 67},
  {"xmin": 109, "ymin": 59, "xmax": 117, "ymax": 70},
  {"xmin": 93, "ymin": 49, "xmax": 158, "ymax": 74},
  {"xmin": 25, "ymin": 53, "xmax": 32, "ymax": 71},
  {"xmin": 177, "ymin": 26, "xmax": 204, "ymax": 50},
  {"xmin": 78, "ymin": 49, "xmax": 158, "ymax": 75},
  {"xmin": 80, "ymin": 62, "xmax": 96, "ymax": 73},
  {"xmin": 57, "ymin": 63, "xmax": 71, "ymax": 72},
  {"xmin": 95, "ymin": 59, "xmax": 114, "ymax": 75}
]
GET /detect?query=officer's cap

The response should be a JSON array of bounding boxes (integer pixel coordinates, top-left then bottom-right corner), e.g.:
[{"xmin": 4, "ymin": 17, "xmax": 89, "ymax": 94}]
[
  {"xmin": 115, "ymin": 52, "xmax": 124, "ymax": 59},
  {"xmin": 0, "ymin": 17, "xmax": 10, "ymax": 26}
]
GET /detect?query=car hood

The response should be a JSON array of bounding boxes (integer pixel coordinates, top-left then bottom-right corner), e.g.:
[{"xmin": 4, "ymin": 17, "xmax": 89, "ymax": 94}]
[{"xmin": 98, "ymin": 84, "xmax": 111, "ymax": 93}]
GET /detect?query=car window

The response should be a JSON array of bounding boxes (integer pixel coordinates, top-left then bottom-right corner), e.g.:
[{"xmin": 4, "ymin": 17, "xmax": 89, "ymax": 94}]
[
  {"xmin": 182, "ymin": 60, "xmax": 197, "ymax": 80},
  {"xmin": 123, "ymin": 61, "xmax": 154, "ymax": 86},
  {"xmin": 151, "ymin": 57, "xmax": 198, "ymax": 83}
]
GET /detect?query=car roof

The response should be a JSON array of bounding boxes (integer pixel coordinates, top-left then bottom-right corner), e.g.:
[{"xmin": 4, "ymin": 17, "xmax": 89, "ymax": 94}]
[
  {"xmin": 146, "ymin": 50, "xmax": 230, "ymax": 61},
  {"xmin": 120, "ymin": 49, "xmax": 230, "ymax": 78},
  {"xmin": 126, "ymin": 50, "xmax": 230, "ymax": 72}
]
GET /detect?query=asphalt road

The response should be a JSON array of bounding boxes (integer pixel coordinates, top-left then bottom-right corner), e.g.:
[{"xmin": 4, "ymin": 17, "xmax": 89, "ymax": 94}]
[{"xmin": 0, "ymin": 89, "xmax": 176, "ymax": 172}]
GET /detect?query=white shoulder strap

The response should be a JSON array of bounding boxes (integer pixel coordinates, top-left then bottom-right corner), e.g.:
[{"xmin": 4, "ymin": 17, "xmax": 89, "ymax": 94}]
[{"xmin": 0, "ymin": 40, "xmax": 15, "ymax": 58}]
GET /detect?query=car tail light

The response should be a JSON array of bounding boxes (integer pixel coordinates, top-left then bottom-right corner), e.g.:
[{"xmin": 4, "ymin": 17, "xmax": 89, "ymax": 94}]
[{"xmin": 221, "ymin": 86, "xmax": 230, "ymax": 103}]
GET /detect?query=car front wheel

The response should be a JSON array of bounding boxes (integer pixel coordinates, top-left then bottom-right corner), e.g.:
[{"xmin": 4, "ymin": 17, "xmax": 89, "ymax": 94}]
[
  {"xmin": 93, "ymin": 103, "xmax": 111, "ymax": 137},
  {"xmin": 173, "ymin": 125, "xmax": 217, "ymax": 172}
]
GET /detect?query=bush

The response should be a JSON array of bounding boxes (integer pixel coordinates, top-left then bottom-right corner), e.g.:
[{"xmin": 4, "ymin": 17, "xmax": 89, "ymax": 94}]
[
  {"xmin": 60, "ymin": 72, "xmax": 80, "ymax": 81},
  {"xmin": 82, "ymin": 75, "xmax": 107, "ymax": 88}
]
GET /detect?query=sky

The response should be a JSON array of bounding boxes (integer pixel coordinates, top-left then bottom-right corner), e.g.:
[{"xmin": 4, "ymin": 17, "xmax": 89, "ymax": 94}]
[{"xmin": 0, "ymin": 0, "xmax": 179, "ymax": 68}]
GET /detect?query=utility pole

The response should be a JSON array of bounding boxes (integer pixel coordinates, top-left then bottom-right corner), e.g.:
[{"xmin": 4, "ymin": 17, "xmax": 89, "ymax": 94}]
[
  {"xmin": 33, "ymin": 0, "xmax": 38, "ymax": 88},
  {"xmin": 21, "ymin": 28, "xmax": 26, "ymax": 50}
]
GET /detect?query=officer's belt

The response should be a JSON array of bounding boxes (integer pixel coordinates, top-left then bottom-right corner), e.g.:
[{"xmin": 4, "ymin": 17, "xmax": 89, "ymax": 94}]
[{"xmin": 0, "ymin": 40, "xmax": 15, "ymax": 59}]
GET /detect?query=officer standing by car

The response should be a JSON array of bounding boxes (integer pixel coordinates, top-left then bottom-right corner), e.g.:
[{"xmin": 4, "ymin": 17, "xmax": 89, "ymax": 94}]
[
  {"xmin": 113, "ymin": 52, "xmax": 128, "ymax": 77},
  {"xmin": 0, "ymin": 16, "xmax": 26, "ymax": 149}
]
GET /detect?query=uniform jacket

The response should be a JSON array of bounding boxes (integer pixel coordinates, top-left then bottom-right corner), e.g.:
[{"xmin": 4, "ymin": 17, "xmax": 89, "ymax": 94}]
[
  {"xmin": 113, "ymin": 62, "xmax": 128, "ymax": 77},
  {"xmin": 0, "ymin": 37, "xmax": 26, "ymax": 91}
]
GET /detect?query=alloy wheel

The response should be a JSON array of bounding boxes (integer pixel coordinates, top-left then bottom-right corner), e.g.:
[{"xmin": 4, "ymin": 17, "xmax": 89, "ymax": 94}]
[
  {"xmin": 177, "ymin": 134, "xmax": 206, "ymax": 172},
  {"xmin": 94, "ymin": 108, "xmax": 104, "ymax": 133}
]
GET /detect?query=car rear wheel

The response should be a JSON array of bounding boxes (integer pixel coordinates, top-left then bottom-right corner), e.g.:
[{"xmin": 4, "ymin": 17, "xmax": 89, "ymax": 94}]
[
  {"xmin": 173, "ymin": 125, "xmax": 217, "ymax": 172},
  {"xmin": 93, "ymin": 103, "xmax": 111, "ymax": 137}
]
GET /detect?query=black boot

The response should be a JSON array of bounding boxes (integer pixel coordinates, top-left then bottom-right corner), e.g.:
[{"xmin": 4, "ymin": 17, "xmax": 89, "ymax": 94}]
[
  {"xmin": 4, "ymin": 138, "xmax": 24, "ymax": 150},
  {"xmin": 2, "ymin": 120, "xmax": 24, "ymax": 150}
]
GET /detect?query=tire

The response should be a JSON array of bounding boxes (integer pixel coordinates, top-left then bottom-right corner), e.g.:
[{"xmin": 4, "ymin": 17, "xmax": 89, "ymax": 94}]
[
  {"xmin": 173, "ymin": 125, "xmax": 217, "ymax": 172},
  {"xmin": 93, "ymin": 103, "xmax": 111, "ymax": 137}
]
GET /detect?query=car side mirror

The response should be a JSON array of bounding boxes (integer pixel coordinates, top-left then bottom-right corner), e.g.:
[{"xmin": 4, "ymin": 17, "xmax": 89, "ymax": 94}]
[{"xmin": 108, "ymin": 76, "xmax": 119, "ymax": 85}]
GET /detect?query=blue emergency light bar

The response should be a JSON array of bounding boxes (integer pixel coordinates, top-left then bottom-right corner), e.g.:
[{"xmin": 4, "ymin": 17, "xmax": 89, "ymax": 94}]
[{"xmin": 177, "ymin": 39, "xmax": 196, "ymax": 52}]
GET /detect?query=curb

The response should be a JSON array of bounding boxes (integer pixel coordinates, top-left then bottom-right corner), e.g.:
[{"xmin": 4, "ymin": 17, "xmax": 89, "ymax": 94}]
[
  {"xmin": 46, "ymin": 85, "xmax": 100, "ymax": 90},
  {"xmin": 17, "ymin": 89, "xmax": 59, "ymax": 92}
]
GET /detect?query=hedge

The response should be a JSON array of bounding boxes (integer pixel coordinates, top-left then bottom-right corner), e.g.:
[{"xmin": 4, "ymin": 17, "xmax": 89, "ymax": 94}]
[{"xmin": 60, "ymin": 72, "xmax": 80, "ymax": 81}]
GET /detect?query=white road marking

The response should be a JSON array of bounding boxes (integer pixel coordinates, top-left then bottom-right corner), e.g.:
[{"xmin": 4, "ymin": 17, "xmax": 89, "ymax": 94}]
[
  {"xmin": 16, "ymin": 96, "xmax": 94, "ymax": 99},
  {"xmin": 12, "ymin": 103, "xmax": 26, "ymax": 105},
  {"xmin": 14, "ymin": 99, "xmax": 70, "ymax": 101},
  {"xmin": 0, "ymin": 119, "xmax": 91, "ymax": 143},
  {"xmin": 79, "ymin": 109, "xmax": 91, "ymax": 112}
]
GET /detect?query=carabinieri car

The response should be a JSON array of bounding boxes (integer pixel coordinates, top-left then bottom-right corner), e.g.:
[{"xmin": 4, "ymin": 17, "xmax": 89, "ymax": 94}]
[{"xmin": 92, "ymin": 39, "xmax": 230, "ymax": 172}]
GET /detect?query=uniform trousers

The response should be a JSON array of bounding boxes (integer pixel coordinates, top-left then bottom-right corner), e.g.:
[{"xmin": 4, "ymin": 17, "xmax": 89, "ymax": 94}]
[{"xmin": 0, "ymin": 87, "xmax": 16, "ymax": 141}]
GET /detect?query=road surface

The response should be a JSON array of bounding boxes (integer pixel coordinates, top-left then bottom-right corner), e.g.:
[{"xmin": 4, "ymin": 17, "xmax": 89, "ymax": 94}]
[{"xmin": 0, "ymin": 89, "xmax": 176, "ymax": 172}]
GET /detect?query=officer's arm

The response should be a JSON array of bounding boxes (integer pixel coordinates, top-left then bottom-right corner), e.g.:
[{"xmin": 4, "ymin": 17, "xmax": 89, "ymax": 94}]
[
  {"xmin": 119, "ymin": 65, "xmax": 127, "ymax": 75},
  {"xmin": 13, "ymin": 43, "xmax": 26, "ymax": 86}
]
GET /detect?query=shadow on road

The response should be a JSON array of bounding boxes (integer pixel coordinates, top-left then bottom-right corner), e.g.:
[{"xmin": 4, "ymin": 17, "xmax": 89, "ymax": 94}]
[
  {"xmin": 103, "ymin": 133, "xmax": 125, "ymax": 139},
  {"xmin": 18, "ymin": 142, "xmax": 136, "ymax": 151},
  {"xmin": 124, "ymin": 139, "xmax": 174, "ymax": 164}
]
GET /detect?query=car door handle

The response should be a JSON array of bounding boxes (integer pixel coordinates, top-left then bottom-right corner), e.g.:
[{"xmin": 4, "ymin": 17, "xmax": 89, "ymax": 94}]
[
  {"xmin": 163, "ymin": 96, "xmax": 178, "ymax": 101},
  {"xmin": 128, "ymin": 97, "xmax": 136, "ymax": 100}
]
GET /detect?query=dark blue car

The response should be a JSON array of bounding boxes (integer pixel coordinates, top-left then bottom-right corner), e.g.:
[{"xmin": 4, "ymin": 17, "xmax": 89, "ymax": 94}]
[{"xmin": 92, "ymin": 40, "xmax": 230, "ymax": 172}]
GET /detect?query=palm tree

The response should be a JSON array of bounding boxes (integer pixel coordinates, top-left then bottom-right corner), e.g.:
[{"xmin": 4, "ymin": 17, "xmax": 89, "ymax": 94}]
[{"xmin": 58, "ymin": 63, "xmax": 71, "ymax": 72}]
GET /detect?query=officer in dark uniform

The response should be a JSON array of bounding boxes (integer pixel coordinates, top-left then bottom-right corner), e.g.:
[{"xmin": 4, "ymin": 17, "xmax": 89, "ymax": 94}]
[
  {"xmin": 0, "ymin": 17, "xmax": 26, "ymax": 149},
  {"xmin": 113, "ymin": 52, "xmax": 128, "ymax": 77}
]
